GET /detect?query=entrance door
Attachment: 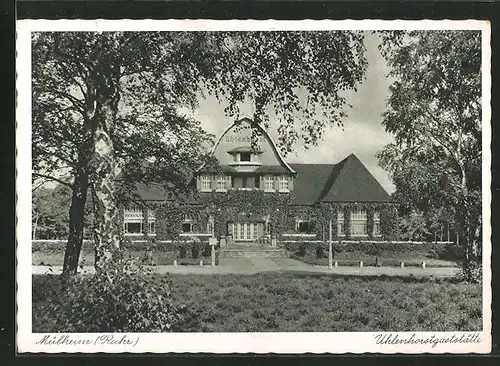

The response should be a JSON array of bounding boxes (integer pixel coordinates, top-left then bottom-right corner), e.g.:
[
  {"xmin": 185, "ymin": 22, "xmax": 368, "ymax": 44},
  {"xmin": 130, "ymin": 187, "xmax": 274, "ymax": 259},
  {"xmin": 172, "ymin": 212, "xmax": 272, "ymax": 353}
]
[{"xmin": 229, "ymin": 222, "xmax": 261, "ymax": 241}]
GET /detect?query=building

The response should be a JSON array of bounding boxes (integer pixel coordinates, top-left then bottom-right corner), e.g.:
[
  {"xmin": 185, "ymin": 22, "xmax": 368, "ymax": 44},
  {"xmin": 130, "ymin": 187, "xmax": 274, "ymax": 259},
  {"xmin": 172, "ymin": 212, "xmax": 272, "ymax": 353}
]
[{"xmin": 121, "ymin": 118, "xmax": 394, "ymax": 248}]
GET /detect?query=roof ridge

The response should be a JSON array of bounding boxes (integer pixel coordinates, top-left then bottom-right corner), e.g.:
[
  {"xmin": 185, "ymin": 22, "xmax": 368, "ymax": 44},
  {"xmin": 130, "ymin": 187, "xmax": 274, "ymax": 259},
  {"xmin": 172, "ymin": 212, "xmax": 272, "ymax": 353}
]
[{"xmin": 315, "ymin": 155, "xmax": 352, "ymax": 202}]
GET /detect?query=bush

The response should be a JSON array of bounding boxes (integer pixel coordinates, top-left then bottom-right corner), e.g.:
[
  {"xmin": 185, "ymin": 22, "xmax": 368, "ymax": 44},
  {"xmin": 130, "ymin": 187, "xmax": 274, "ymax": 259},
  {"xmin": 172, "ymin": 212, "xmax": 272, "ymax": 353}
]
[
  {"xmin": 316, "ymin": 245, "xmax": 325, "ymax": 259},
  {"xmin": 298, "ymin": 244, "xmax": 306, "ymax": 257},
  {"xmin": 60, "ymin": 261, "xmax": 189, "ymax": 332},
  {"xmin": 191, "ymin": 243, "xmax": 201, "ymax": 259},
  {"xmin": 437, "ymin": 243, "xmax": 464, "ymax": 261},
  {"xmin": 179, "ymin": 246, "xmax": 187, "ymax": 258},
  {"xmin": 457, "ymin": 262, "xmax": 482, "ymax": 284}
]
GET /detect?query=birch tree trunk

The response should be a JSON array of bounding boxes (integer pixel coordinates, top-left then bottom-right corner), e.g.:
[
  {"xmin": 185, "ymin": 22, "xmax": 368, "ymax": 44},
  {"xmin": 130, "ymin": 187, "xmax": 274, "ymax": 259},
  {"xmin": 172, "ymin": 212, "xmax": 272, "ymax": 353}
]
[{"xmin": 88, "ymin": 66, "xmax": 122, "ymax": 273}]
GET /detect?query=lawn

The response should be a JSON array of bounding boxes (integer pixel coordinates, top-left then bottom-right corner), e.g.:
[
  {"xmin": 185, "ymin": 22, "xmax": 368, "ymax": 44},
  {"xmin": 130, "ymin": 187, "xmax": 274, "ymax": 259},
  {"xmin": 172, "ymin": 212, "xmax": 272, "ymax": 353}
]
[{"xmin": 32, "ymin": 273, "xmax": 481, "ymax": 332}]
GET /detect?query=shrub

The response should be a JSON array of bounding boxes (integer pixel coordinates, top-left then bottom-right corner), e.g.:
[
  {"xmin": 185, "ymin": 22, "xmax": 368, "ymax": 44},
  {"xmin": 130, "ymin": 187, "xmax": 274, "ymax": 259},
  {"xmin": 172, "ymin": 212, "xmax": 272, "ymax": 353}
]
[
  {"xmin": 457, "ymin": 261, "xmax": 482, "ymax": 284},
  {"xmin": 191, "ymin": 243, "xmax": 201, "ymax": 259},
  {"xmin": 179, "ymin": 246, "xmax": 187, "ymax": 258},
  {"xmin": 298, "ymin": 244, "xmax": 306, "ymax": 257},
  {"xmin": 316, "ymin": 245, "xmax": 325, "ymax": 259},
  {"xmin": 202, "ymin": 244, "xmax": 211, "ymax": 257},
  {"xmin": 61, "ymin": 261, "xmax": 189, "ymax": 332},
  {"xmin": 437, "ymin": 243, "xmax": 464, "ymax": 261}
]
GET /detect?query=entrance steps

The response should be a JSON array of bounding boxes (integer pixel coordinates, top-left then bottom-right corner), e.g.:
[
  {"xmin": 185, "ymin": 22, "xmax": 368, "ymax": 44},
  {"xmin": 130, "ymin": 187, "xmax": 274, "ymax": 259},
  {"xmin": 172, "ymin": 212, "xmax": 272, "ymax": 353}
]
[{"xmin": 219, "ymin": 244, "xmax": 288, "ymax": 258}]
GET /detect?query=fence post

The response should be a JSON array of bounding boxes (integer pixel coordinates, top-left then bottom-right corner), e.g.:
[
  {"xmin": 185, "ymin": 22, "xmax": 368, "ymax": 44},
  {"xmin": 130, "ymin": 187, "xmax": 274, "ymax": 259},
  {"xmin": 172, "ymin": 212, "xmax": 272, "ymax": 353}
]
[
  {"xmin": 400, "ymin": 261, "xmax": 404, "ymax": 269},
  {"xmin": 421, "ymin": 261, "xmax": 426, "ymax": 269},
  {"xmin": 359, "ymin": 261, "xmax": 363, "ymax": 268},
  {"xmin": 328, "ymin": 219, "xmax": 333, "ymax": 270}
]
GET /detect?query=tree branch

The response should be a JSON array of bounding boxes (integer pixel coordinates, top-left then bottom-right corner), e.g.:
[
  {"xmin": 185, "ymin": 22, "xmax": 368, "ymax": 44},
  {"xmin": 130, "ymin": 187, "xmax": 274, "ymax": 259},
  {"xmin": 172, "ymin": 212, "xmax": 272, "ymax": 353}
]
[{"xmin": 32, "ymin": 173, "xmax": 73, "ymax": 188}]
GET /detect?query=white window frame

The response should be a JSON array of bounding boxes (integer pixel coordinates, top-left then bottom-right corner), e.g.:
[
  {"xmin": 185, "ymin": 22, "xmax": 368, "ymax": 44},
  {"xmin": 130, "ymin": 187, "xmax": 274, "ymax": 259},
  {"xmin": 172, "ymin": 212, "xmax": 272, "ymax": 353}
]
[
  {"xmin": 337, "ymin": 210, "xmax": 345, "ymax": 237},
  {"xmin": 216, "ymin": 175, "xmax": 226, "ymax": 191},
  {"xmin": 350, "ymin": 209, "xmax": 368, "ymax": 236},
  {"xmin": 200, "ymin": 175, "xmax": 211, "ymax": 191},
  {"xmin": 124, "ymin": 207, "xmax": 144, "ymax": 235},
  {"xmin": 264, "ymin": 175, "xmax": 274, "ymax": 191},
  {"xmin": 373, "ymin": 211, "xmax": 382, "ymax": 237},
  {"xmin": 279, "ymin": 175, "xmax": 289, "ymax": 192}
]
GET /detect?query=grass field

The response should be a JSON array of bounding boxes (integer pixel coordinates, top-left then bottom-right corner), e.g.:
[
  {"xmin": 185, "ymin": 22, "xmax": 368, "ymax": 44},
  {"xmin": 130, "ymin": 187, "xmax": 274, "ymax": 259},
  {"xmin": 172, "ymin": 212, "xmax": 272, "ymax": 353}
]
[{"xmin": 32, "ymin": 273, "xmax": 481, "ymax": 332}]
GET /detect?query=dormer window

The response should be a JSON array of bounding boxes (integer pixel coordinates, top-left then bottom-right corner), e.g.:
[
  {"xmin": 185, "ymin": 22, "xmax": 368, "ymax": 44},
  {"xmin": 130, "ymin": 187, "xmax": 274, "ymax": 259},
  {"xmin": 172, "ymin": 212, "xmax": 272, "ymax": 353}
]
[
  {"xmin": 227, "ymin": 146, "xmax": 262, "ymax": 168},
  {"xmin": 240, "ymin": 152, "xmax": 251, "ymax": 162}
]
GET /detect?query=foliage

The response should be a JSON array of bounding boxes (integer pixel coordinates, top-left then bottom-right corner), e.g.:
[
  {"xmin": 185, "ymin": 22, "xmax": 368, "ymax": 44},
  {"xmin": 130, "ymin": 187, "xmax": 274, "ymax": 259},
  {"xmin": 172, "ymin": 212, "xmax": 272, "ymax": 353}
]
[
  {"xmin": 32, "ymin": 185, "xmax": 94, "ymax": 240},
  {"xmin": 283, "ymin": 240, "xmax": 460, "ymax": 262},
  {"xmin": 33, "ymin": 273, "xmax": 481, "ymax": 332},
  {"xmin": 377, "ymin": 30, "xmax": 482, "ymax": 271},
  {"xmin": 33, "ymin": 262, "xmax": 190, "ymax": 332},
  {"xmin": 398, "ymin": 210, "xmax": 430, "ymax": 241}
]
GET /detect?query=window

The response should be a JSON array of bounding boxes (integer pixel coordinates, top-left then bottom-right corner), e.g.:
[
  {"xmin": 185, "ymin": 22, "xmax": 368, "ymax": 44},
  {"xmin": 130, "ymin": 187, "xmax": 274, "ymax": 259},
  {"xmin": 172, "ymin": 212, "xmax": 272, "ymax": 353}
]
[
  {"xmin": 216, "ymin": 175, "xmax": 226, "ymax": 190},
  {"xmin": 200, "ymin": 175, "xmax": 211, "ymax": 191},
  {"xmin": 182, "ymin": 214, "xmax": 193, "ymax": 233},
  {"xmin": 350, "ymin": 209, "xmax": 367, "ymax": 236},
  {"xmin": 242, "ymin": 176, "xmax": 248, "ymax": 188},
  {"xmin": 255, "ymin": 175, "xmax": 261, "ymax": 189},
  {"xmin": 182, "ymin": 223, "xmax": 193, "ymax": 233},
  {"xmin": 279, "ymin": 175, "xmax": 289, "ymax": 190},
  {"xmin": 124, "ymin": 207, "xmax": 144, "ymax": 234},
  {"xmin": 240, "ymin": 152, "xmax": 251, "ymax": 161},
  {"xmin": 373, "ymin": 211, "xmax": 381, "ymax": 236},
  {"xmin": 337, "ymin": 211, "xmax": 345, "ymax": 236},
  {"xmin": 147, "ymin": 209, "xmax": 156, "ymax": 234},
  {"xmin": 264, "ymin": 175, "xmax": 274, "ymax": 191},
  {"xmin": 124, "ymin": 222, "xmax": 143, "ymax": 234},
  {"xmin": 297, "ymin": 221, "xmax": 314, "ymax": 234}
]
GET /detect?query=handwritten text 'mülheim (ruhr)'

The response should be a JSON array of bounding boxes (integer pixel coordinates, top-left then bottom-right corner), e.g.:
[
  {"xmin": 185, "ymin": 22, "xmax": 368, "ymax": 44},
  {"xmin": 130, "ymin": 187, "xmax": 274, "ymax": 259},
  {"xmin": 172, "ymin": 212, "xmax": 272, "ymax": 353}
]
[
  {"xmin": 36, "ymin": 334, "xmax": 139, "ymax": 347},
  {"xmin": 375, "ymin": 333, "xmax": 482, "ymax": 348}
]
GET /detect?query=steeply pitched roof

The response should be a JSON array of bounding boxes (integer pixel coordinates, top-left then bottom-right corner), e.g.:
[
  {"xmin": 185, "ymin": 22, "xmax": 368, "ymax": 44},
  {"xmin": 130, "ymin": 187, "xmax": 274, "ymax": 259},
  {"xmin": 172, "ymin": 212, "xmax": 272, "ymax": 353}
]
[
  {"xmin": 290, "ymin": 154, "xmax": 391, "ymax": 205},
  {"xmin": 133, "ymin": 153, "xmax": 391, "ymax": 205}
]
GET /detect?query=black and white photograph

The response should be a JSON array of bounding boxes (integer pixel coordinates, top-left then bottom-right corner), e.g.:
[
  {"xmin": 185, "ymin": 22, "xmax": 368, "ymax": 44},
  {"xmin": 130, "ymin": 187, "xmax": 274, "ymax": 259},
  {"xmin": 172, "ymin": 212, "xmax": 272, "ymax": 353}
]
[{"xmin": 16, "ymin": 19, "xmax": 491, "ymax": 353}]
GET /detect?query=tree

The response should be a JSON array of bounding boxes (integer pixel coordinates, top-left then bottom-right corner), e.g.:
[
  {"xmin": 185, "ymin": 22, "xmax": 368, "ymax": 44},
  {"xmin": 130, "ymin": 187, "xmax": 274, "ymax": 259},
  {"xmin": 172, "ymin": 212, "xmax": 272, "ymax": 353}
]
[
  {"xmin": 32, "ymin": 31, "xmax": 367, "ymax": 275},
  {"xmin": 32, "ymin": 184, "xmax": 94, "ymax": 240},
  {"xmin": 377, "ymin": 30, "xmax": 482, "ymax": 277}
]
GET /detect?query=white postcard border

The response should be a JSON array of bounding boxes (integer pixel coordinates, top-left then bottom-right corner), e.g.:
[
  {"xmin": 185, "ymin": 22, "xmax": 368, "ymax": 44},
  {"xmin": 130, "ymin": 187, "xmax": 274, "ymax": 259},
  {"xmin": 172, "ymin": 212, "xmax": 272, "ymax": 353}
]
[{"xmin": 16, "ymin": 19, "xmax": 492, "ymax": 354}]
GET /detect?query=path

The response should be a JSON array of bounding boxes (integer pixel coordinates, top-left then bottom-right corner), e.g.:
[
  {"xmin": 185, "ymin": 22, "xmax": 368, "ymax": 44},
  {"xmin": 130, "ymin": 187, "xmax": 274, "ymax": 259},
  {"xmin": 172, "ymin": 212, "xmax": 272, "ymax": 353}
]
[{"xmin": 31, "ymin": 257, "xmax": 458, "ymax": 277}]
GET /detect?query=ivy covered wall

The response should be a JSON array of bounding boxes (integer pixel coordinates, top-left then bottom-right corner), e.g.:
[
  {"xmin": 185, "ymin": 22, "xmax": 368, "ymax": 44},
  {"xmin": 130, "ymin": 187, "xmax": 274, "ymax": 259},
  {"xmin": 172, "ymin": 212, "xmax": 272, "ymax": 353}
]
[{"xmin": 120, "ymin": 193, "xmax": 398, "ymax": 243}]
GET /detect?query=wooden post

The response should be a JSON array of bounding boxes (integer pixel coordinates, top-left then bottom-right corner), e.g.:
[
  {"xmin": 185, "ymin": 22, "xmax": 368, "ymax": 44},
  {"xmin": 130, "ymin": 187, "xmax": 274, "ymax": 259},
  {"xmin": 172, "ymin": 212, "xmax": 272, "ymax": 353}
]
[
  {"xmin": 211, "ymin": 243, "xmax": 216, "ymax": 267},
  {"xmin": 334, "ymin": 261, "xmax": 338, "ymax": 268},
  {"xmin": 421, "ymin": 261, "xmax": 426, "ymax": 269},
  {"xmin": 359, "ymin": 261, "xmax": 363, "ymax": 268},
  {"xmin": 400, "ymin": 261, "xmax": 404, "ymax": 269},
  {"xmin": 173, "ymin": 259, "xmax": 177, "ymax": 267},
  {"xmin": 209, "ymin": 237, "xmax": 217, "ymax": 268},
  {"xmin": 328, "ymin": 219, "xmax": 333, "ymax": 270},
  {"xmin": 200, "ymin": 259, "xmax": 204, "ymax": 267}
]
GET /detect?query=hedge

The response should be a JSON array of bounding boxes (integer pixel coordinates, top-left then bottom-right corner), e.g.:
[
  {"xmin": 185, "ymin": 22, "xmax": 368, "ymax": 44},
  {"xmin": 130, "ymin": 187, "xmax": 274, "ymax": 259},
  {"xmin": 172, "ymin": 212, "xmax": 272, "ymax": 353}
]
[
  {"xmin": 32, "ymin": 240, "xmax": 218, "ymax": 260},
  {"xmin": 283, "ymin": 240, "xmax": 462, "ymax": 261}
]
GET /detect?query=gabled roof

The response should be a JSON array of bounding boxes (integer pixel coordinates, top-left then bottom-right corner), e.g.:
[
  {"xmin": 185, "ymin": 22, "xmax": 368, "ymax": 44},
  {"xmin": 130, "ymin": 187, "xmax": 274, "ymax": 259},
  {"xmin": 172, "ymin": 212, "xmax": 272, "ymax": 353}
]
[
  {"xmin": 132, "ymin": 153, "xmax": 391, "ymax": 206},
  {"xmin": 203, "ymin": 117, "xmax": 296, "ymax": 174},
  {"xmin": 290, "ymin": 154, "xmax": 391, "ymax": 205}
]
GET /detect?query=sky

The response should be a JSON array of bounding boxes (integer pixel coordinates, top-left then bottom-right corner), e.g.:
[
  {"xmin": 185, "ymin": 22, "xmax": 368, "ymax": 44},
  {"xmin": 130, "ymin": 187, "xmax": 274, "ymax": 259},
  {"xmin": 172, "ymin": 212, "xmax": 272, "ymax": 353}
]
[{"xmin": 183, "ymin": 32, "xmax": 396, "ymax": 194}]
